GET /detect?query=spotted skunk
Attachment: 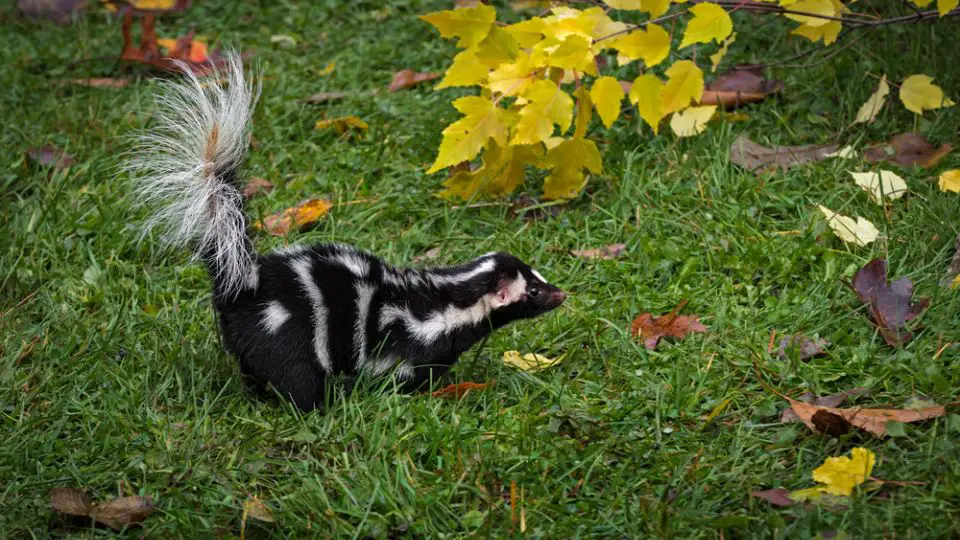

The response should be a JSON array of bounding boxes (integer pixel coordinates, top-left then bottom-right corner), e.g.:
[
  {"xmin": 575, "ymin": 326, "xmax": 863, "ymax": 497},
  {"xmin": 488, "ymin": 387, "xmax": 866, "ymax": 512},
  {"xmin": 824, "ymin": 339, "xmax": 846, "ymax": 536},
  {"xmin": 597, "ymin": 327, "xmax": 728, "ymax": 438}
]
[{"xmin": 128, "ymin": 53, "xmax": 566, "ymax": 410}]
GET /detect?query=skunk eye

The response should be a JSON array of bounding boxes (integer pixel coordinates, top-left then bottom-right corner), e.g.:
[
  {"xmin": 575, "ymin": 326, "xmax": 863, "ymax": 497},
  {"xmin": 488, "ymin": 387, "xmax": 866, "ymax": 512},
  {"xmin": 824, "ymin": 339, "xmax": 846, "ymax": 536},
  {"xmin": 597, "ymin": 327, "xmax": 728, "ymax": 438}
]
[{"xmin": 528, "ymin": 287, "xmax": 540, "ymax": 297}]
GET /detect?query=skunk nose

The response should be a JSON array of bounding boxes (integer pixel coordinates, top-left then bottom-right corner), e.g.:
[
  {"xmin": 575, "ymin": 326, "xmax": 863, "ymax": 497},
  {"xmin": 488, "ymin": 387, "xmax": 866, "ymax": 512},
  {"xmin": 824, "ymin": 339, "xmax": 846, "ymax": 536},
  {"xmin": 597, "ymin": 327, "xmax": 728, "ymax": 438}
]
[{"xmin": 550, "ymin": 290, "xmax": 567, "ymax": 305}]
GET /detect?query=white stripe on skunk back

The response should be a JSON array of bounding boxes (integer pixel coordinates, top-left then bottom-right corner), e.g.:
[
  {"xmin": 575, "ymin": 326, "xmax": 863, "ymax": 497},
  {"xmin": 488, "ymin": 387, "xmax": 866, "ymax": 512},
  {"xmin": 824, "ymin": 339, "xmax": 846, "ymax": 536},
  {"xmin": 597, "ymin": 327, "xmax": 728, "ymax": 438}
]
[{"xmin": 127, "ymin": 51, "xmax": 260, "ymax": 298}]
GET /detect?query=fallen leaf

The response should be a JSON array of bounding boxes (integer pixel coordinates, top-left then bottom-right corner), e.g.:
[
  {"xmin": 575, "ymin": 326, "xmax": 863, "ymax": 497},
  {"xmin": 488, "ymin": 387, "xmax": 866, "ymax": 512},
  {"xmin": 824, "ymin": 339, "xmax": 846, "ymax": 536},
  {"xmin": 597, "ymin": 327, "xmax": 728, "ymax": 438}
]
[
  {"xmin": 852, "ymin": 75, "xmax": 889, "ymax": 124},
  {"xmin": 431, "ymin": 381, "xmax": 489, "ymax": 398},
  {"xmin": 257, "ymin": 199, "xmax": 332, "ymax": 236},
  {"xmin": 810, "ymin": 409, "xmax": 851, "ymax": 437},
  {"xmin": 700, "ymin": 70, "xmax": 784, "ymax": 109},
  {"xmin": 781, "ymin": 387, "xmax": 868, "ymax": 423},
  {"xmin": 242, "ymin": 177, "xmax": 274, "ymax": 199},
  {"xmin": 389, "ymin": 69, "xmax": 442, "ymax": 91},
  {"xmin": 305, "ymin": 91, "xmax": 348, "ymax": 104},
  {"xmin": 751, "ymin": 489, "xmax": 797, "ymax": 507},
  {"xmin": 570, "ymin": 243, "xmax": 627, "ymax": 260},
  {"xmin": 825, "ymin": 146, "xmax": 856, "ymax": 159},
  {"xmin": 787, "ymin": 398, "xmax": 944, "ymax": 437},
  {"xmin": 50, "ymin": 487, "xmax": 92, "ymax": 516},
  {"xmin": 940, "ymin": 169, "xmax": 960, "ymax": 193},
  {"xmin": 730, "ymin": 135, "xmax": 837, "ymax": 174},
  {"xmin": 863, "ymin": 133, "xmax": 953, "ymax": 169},
  {"xmin": 243, "ymin": 496, "xmax": 276, "ymax": 523},
  {"xmin": 104, "ymin": 0, "xmax": 187, "ymax": 11},
  {"xmin": 849, "ymin": 258, "xmax": 929, "ymax": 346},
  {"xmin": 899, "ymin": 74, "xmax": 955, "ymax": 114},
  {"xmin": 58, "ymin": 77, "xmax": 130, "ymax": 88},
  {"xmin": 157, "ymin": 36, "xmax": 208, "ymax": 63},
  {"xmin": 315, "ymin": 116, "xmax": 369, "ymax": 134},
  {"xmin": 812, "ymin": 448, "xmax": 875, "ymax": 496},
  {"xmin": 317, "ymin": 62, "xmax": 336, "ymax": 76},
  {"xmin": 270, "ymin": 34, "xmax": 297, "ymax": 47},
  {"xmin": 50, "ymin": 488, "xmax": 155, "ymax": 530},
  {"xmin": 502, "ymin": 350, "xmax": 563, "ymax": 372},
  {"xmin": 630, "ymin": 300, "xmax": 707, "ymax": 350},
  {"xmin": 817, "ymin": 205, "xmax": 879, "ymax": 247},
  {"xmin": 670, "ymin": 105, "xmax": 717, "ymax": 137},
  {"xmin": 17, "ymin": 0, "xmax": 85, "ymax": 23},
  {"xmin": 850, "ymin": 170, "xmax": 908, "ymax": 204},
  {"xmin": 776, "ymin": 334, "xmax": 828, "ymax": 361},
  {"xmin": 27, "ymin": 145, "xmax": 75, "ymax": 168}
]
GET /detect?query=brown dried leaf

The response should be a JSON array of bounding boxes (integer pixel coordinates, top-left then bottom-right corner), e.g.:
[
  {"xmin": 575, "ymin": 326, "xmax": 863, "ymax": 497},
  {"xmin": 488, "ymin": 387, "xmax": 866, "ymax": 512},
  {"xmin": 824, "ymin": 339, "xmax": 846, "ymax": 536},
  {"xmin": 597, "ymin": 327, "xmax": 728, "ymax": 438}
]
[
  {"xmin": 787, "ymin": 398, "xmax": 945, "ymax": 437},
  {"xmin": 729, "ymin": 135, "xmax": 837, "ymax": 174},
  {"xmin": 50, "ymin": 487, "xmax": 92, "ymax": 517},
  {"xmin": 570, "ymin": 243, "xmax": 627, "ymax": 260},
  {"xmin": 431, "ymin": 382, "xmax": 488, "ymax": 398},
  {"xmin": 781, "ymin": 388, "xmax": 868, "ymax": 423},
  {"xmin": 58, "ymin": 77, "xmax": 130, "ymax": 88},
  {"xmin": 257, "ymin": 199, "xmax": 332, "ymax": 236},
  {"xmin": 89, "ymin": 496, "xmax": 155, "ymax": 530},
  {"xmin": 242, "ymin": 177, "xmax": 274, "ymax": 199},
  {"xmin": 388, "ymin": 70, "xmax": 441, "ymax": 92},
  {"xmin": 701, "ymin": 70, "xmax": 783, "ymax": 109},
  {"xmin": 751, "ymin": 488, "xmax": 797, "ymax": 507},
  {"xmin": 850, "ymin": 258, "xmax": 929, "ymax": 347},
  {"xmin": 776, "ymin": 334, "xmax": 828, "ymax": 361},
  {"xmin": 304, "ymin": 91, "xmax": 348, "ymax": 104},
  {"xmin": 243, "ymin": 496, "xmax": 276, "ymax": 523},
  {"xmin": 630, "ymin": 300, "xmax": 708, "ymax": 350},
  {"xmin": 27, "ymin": 145, "xmax": 75, "ymax": 168},
  {"xmin": 864, "ymin": 133, "xmax": 953, "ymax": 169},
  {"xmin": 810, "ymin": 409, "xmax": 850, "ymax": 437}
]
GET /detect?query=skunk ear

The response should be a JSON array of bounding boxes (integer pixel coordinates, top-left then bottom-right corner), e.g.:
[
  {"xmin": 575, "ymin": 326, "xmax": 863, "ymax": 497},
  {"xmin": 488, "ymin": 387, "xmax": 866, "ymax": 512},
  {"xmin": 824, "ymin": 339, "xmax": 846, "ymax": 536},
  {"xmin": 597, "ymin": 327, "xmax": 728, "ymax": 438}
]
[{"xmin": 490, "ymin": 275, "xmax": 526, "ymax": 308}]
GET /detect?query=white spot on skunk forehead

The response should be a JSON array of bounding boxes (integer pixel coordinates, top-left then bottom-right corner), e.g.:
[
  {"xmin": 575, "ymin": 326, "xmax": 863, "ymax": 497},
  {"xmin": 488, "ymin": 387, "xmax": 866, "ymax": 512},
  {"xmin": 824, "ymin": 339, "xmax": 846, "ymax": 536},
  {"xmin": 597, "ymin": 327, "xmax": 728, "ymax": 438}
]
[
  {"xmin": 531, "ymin": 269, "xmax": 547, "ymax": 283},
  {"xmin": 260, "ymin": 301, "xmax": 290, "ymax": 334}
]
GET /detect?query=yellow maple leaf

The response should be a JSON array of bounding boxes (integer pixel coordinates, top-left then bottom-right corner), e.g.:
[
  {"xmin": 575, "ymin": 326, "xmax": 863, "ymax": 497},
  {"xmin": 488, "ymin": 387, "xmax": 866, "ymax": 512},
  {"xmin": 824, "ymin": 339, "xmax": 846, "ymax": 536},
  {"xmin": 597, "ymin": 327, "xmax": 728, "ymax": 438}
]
[
  {"xmin": 791, "ymin": 20, "xmax": 842, "ymax": 44},
  {"xmin": 602, "ymin": 0, "xmax": 641, "ymax": 8},
  {"xmin": 489, "ymin": 51, "xmax": 538, "ymax": 96},
  {"xmin": 587, "ymin": 7, "xmax": 628, "ymax": 42},
  {"xmin": 817, "ymin": 205, "xmax": 879, "ymax": 246},
  {"xmin": 604, "ymin": 0, "xmax": 669, "ymax": 16},
  {"xmin": 590, "ymin": 76, "xmax": 626, "ymax": 128},
  {"xmin": 610, "ymin": 24, "xmax": 671, "ymax": 67},
  {"xmin": 939, "ymin": 169, "xmax": 960, "ymax": 193},
  {"xmin": 629, "ymin": 73, "xmax": 665, "ymax": 134},
  {"xmin": 899, "ymin": 74, "xmax": 956, "ymax": 114},
  {"xmin": 784, "ymin": 0, "xmax": 839, "ymax": 26},
  {"xmin": 541, "ymin": 138, "xmax": 602, "ymax": 200},
  {"xmin": 437, "ymin": 49, "xmax": 488, "ymax": 89},
  {"xmin": 440, "ymin": 141, "xmax": 542, "ymax": 199},
  {"xmin": 533, "ymin": 35, "xmax": 596, "ymax": 75},
  {"xmin": 812, "ymin": 448, "xmax": 876, "ymax": 496},
  {"xmin": 428, "ymin": 96, "xmax": 509, "ymax": 173},
  {"xmin": 679, "ymin": 3, "xmax": 733, "ymax": 49},
  {"xmin": 573, "ymin": 87, "xmax": 592, "ymax": 139},
  {"xmin": 852, "ymin": 75, "xmax": 889, "ymax": 124},
  {"xmin": 420, "ymin": 3, "xmax": 497, "ymax": 48},
  {"xmin": 542, "ymin": 6, "xmax": 598, "ymax": 40},
  {"xmin": 475, "ymin": 26, "xmax": 520, "ymax": 68},
  {"xmin": 670, "ymin": 105, "xmax": 716, "ymax": 137},
  {"xmin": 939, "ymin": 0, "xmax": 959, "ymax": 15},
  {"xmin": 710, "ymin": 32, "xmax": 736, "ymax": 72},
  {"xmin": 661, "ymin": 60, "xmax": 704, "ymax": 115},
  {"xmin": 315, "ymin": 116, "xmax": 368, "ymax": 133},
  {"xmin": 502, "ymin": 350, "xmax": 564, "ymax": 371},
  {"xmin": 505, "ymin": 17, "xmax": 547, "ymax": 48},
  {"xmin": 511, "ymin": 80, "xmax": 574, "ymax": 145}
]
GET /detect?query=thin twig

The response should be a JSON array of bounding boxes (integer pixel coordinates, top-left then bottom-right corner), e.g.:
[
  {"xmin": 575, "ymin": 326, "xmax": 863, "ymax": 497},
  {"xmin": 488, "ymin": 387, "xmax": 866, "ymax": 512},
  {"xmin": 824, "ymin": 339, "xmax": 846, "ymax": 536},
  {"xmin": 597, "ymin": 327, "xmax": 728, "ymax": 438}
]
[{"xmin": 783, "ymin": 27, "xmax": 872, "ymax": 69}]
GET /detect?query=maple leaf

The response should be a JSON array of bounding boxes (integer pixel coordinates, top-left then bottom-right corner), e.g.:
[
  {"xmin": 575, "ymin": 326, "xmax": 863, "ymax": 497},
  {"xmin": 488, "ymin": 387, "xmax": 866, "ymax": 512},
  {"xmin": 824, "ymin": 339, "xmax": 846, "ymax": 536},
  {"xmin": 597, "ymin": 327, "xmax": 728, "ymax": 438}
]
[
  {"xmin": 488, "ymin": 51, "xmax": 538, "ymax": 97},
  {"xmin": 850, "ymin": 170, "xmax": 908, "ymax": 204},
  {"xmin": 630, "ymin": 300, "xmax": 707, "ymax": 350},
  {"xmin": 429, "ymin": 96, "xmax": 509, "ymax": 173},
  {"xmin": 590, "ymin": 76, "xmax": 626, "ymax": 128},
  {"xmin": 610, "ymin": 24, "xmax": 671, "ymax": 67},
  {"xmin": 512, "ymin": 80, "xmax": 574, "ymax": 146},
  {"xmin": 710, "ymin": 32, "xmax": 736, "ymax": 72},
  {"xmin": 541, "ymin": 6, "xmax": 597, "ymax": 40},
  {"xmin": 776, "ymin": 334, "xmax": 829, "ymax": 362},
  {"xmin": 940, "ymin": 169, "xmax": 960, "ymax": 193},
  {"xmin": 256, "ymin": 199, "xmax": 333, "ymax": 236},
  {"xmin": 679, "ymin": 2, "xmax": 733, "ymax": 49},
  {"xmin": 440, "ymin": 141, "xmax": 542, "ymax": 199},
  {"xmin": 853, "ymin": 75, "xmax": 889, "ymax": 124},
  {"xmin": 420, "ymin": 3, "xmax": 497, "ymax": 48},
  {"xmin": 541, "ymin": 138, "xmax": 601, "ymax": 200},
  {"xmin": 570, "ymin": 243, "xmax": 627, "ymax": 260},
  {"xmin": 629, "ymin": 73, "xmax": 665, "ymax": 134},
  {"xmin": 438, "ymin": 49, "xmax": 488, "ymax": 89},
  {"xmin": 863, "ymin": 132, "xmax": 953, "ymax": 169},
  {"xmin": 849, "ymin": 258, "xmax": 929, "ymax": 347},
  {"xmin": 813, "ymin": 448, "xmax": 875, "ymax": 496},
  {"xmin": 502, "ymin": 350, "xmax": 564, "ymax": 371},
  {"xmin": 899, "ymin": 74, "xmax": 956, "ymax": 114},
  {"xmin": 661, "ymin": 60, "xmax": 704, "ymax": 115},
  {"xmin": 474, "ymin": 26, "xmax": 520, "ymax": 68},
  {"xmin": 817, "ymin": 205, "xmax": 879, "ymax": 247},
  {"xmin": 533, "ymin": 35, "xmax": 596, "ymax": 75},
  {"xmin": 504, "ymin": 17, "xmax": 547, "ymax": 48},
  {"xmin": 388, "ymin": 69, "xmax": 441, "ymax": 91},
  {"xmin": 729, "ymin": 135, "xmax": 837, "ymax": 173},
  {"xmin": 670, "ymin": 105, "xmax": 716, "ymax": 137},
  {"xmin": 315, "ymin": 116, "xmax": 369, "ymax": 133}
]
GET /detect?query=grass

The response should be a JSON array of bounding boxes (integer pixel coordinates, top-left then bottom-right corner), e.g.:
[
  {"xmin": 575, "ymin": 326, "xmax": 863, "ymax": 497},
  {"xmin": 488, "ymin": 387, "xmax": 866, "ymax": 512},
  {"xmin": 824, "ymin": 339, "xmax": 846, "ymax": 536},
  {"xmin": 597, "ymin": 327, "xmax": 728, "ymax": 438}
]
[{"xmin": 2, "ymin": 0, "xmax": 960, "ymax": 537}]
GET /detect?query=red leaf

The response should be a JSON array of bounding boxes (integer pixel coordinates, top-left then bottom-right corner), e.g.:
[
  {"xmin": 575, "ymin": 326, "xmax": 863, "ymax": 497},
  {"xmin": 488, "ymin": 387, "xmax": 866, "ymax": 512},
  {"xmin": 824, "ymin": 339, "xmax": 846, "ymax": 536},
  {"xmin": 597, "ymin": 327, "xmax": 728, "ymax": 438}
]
[
  {"xmin": 431, "ymin": 382, "xmax": 488, "ymax": 398},
  {"xmin": 630, "ymin": 300, "xmax": 708, "ymax": 350}
]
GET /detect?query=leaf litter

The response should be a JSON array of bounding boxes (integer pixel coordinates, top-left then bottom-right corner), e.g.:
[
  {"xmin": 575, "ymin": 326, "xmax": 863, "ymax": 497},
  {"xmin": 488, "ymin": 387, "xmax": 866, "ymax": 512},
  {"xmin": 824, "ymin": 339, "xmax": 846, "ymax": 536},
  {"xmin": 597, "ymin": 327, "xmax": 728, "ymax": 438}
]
[
  {"xmin": 848, "ymin": 258, "xmax": 928, "ymax": 347},
  {"xmin": 388, "ymin": 69, "xmax": 442, "ymax": 91},
  {"xmin": 27, "ymin": 145, "xmax": 75, "ymax": 168},
  {"xmin": 700, "ymin": 69, "xmax": 784, "ymax": 109},
  {"xmin": 631, "ymin": 300, "xmax": 707, "ymax": 350},
  {"xmin": 256, "ymin": 199, "xmax": 332, "ymax": 236},
  {"xmin": 570, "ymin": 243, "xmax": 627, "ymax": 260},
  {"xmin": 863, "ymin": 132, "xmax": 953, "ymax": 169},
  {"xmin": 729, "ymin": 135, "xmax": 837, "ymax": 173},
  {"xmin": 776, "ymin": 334, "xmax": 828, "ymax": 361},
  {"xmin": 50, "ymin": 487, "xmax": 155, "ymax": 530}
]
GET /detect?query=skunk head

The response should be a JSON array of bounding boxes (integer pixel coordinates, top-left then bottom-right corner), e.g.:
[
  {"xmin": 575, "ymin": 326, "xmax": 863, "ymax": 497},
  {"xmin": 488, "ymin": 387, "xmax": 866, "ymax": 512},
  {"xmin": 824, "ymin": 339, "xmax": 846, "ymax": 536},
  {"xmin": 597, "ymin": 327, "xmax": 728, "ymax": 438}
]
[{"xmin": 483, "ymin": 252, "xmax": 566, "ymax": 323}]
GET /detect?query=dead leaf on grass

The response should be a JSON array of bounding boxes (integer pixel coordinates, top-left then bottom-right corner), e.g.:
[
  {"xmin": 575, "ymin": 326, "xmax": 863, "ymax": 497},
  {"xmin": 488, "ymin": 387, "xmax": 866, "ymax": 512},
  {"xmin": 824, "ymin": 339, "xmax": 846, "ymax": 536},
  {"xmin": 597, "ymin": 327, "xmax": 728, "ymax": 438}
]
[
  {"xmin": 787, "ymin": 398, "xmax": 945, "ymax": 437},
  {"xmin": 729, "ymin": 135, "xmax": 837, "ymax": 174},
  {"xmin": 849, "ymin": 258, "xmax": 929, "ymax": 347},
  {"xmin": 50, "ymin": 488, "xmax": 155, "ymax": 530},
  {"xmin": 243, "ymin": 496, "xmax": 276, "ymax": 523},
  {"xmin": 58, "ymin": 77, "xmax": 130, "ymax": 88},
  {"xmin": 50, "ymin": 487, "xmax": 92, "ymax": 516},
  {"xmin": 502, "ymin": 350, "xmax": 563, "ymax": 372},
  {"xmin": 630, "ymin": 300, "xmax": 707, "ymax": 350},
  {"xmin": 700, "ymin": 70, "xmax": 784, "ymax": 109},
  {"xmin": 17, "ymin": 0, "xmax": 85, "ymax": 23},
  {"xmin": 863, "ymin": 133, "xmax": 953, "ymax": 169},
  {"xmin": 388, "ymin": 69, "xmax": 441, "ymax": 92},
  {"xmin": 431, "ymin": 381, "xmax": 488, "ymax": 398},
  {"xmin": 413, "ymin": 247, "xmax": 442, "ymax": 264},
  {"xmin": 304, "ymin": 91, "xmax": 348, "ymax": 104},
  {"xmin": 27, "ymin": 145, "xmax": 75, "ymax": 168},
  {"xmin": 256, "ymin": 199, "xmax": 332, "ymax": 236},
  {"xmin": 570, "ymin": 243, "xmax": 626, "ymax": 260},
  {"xmin": 242, "ymin": 177, "xmax": 274, "ymax": 199},
  {"xmin": 781, "ymin": 388, "xmax": 868, "ymax": 423},
  {"xmin": 315, "ymin": 116, "xmax": 368, "ymax": 134},
  {"xmin": 751, "ymin": 488, "xmax": 797, "ymax": 507},
  {"xmin": 776, "ymin": 334, "xmax": 828, "ymax": 361}
]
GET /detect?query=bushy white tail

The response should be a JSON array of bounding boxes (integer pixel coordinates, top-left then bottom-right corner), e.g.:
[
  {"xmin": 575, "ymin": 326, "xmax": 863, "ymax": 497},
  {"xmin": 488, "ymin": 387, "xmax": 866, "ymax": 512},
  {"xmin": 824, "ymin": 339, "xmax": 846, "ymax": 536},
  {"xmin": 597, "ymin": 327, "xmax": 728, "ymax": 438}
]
[{"xmin": 128, "ymin": 51, "xmax": 260, "ymax": 298}]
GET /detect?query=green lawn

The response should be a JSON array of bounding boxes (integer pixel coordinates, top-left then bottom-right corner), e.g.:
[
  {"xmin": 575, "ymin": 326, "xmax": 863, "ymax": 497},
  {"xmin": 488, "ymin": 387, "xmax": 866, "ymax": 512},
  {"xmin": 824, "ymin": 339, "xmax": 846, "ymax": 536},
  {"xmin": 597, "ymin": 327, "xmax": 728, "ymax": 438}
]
[{"xmin": 3, "ymin": 1, "xmax": 960, "ymax": 537}]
